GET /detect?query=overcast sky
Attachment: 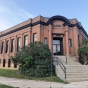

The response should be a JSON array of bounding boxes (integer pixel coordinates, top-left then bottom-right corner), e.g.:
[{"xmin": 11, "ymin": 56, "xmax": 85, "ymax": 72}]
[{"xmin": 0, "ymin": 0, "xmax": 88, "ymax": 33}]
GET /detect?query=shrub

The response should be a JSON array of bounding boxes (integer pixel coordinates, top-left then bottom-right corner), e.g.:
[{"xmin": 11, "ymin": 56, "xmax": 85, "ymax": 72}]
[
  {"xmin": 78, "ymin": 38, "xmax": 88, "ymax": 65},
  {"xmin": 11, "ymin": 41, "xmax": 55, "ymax": 77}
]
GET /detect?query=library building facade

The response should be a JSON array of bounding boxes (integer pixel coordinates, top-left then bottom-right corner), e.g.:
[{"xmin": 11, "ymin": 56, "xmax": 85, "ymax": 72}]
[{"xmin": 0, "ymin": 15, "xmax": 87, "ymax": 69}]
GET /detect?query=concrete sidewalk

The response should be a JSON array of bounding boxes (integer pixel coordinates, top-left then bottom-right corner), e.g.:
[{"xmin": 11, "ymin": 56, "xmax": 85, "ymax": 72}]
[
  {"xmin": 0, "ymin": 76, "xmax": 88, "ymax": 88},
  {"xmin": 63, "ymin": 81, "xmax": 88, "ymax": 88},
  {"xmin": 0, "ymin": 76, "xmax": 65, "ymax": 88}
]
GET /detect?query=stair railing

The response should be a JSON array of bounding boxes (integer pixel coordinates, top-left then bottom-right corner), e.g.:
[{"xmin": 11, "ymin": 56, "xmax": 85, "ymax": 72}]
[
  {"xmin": 53, "ymin": 56, "xmax": 66, "ymax": 79},
  {"xmin": 65, "ymin": 56, "xmax": 67, "ymax": 64}
]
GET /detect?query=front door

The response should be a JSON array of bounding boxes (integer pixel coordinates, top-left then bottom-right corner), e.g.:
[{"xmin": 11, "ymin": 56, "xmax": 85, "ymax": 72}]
[{"xmin": 53, "ymin": 38, "xmax": 63, "ymax": 55}]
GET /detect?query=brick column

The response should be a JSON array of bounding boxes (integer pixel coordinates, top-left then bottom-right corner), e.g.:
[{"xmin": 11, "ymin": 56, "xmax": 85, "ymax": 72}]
[
  {"xmin": 1, "ymin": 59, "xmax": 3, "ymax": 68},
  {"xmin": 8, "ymin": 37, "xmax": 11, "ymax": 53},
  {"xmin": 65, "ymin": 26, "xmax": 69, "ymax": 56},
  {"xmin": 0, "ymin": 40, "xmax": 1, "ymax": 54},
  {"xmin": 49, "ymin": 24, "xmax": 53, "ymax": 53},
  {"xmin": 38, "ymin": 24, "xmax": 41, "ymax": 41},
  {"xmin": 3, "ymin": 40, "xmax": 5, "ymax": 60},
  {"xmin": 73, "ymin": 26, "xmax": 78, "ymax": 56},
  {"xmin": 5, "ymin": 59, "xmax": 8, "ymax": 68},
  {"xmin": 29, "ymin": 27, "xmax": 32, "ymax": 43},
  {"xmin": 20, "ymin": 34, "xmax": 23, "ymax": 49},
  {"xmin": 79, "ymin": 30, "xmax": 82, "ymax": 46},
  {"xmin": 14, "ymin": 35, "xmax": 17, "ymax": 53},
  {"xmin": 3, "ymin": 40, "xmax": 5, "ymax": 54}
]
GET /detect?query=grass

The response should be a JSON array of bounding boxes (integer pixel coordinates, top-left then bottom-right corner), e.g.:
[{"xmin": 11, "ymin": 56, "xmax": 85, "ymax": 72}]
[
  {"xmin": 0, "ymin": 68, "xmax": 68, "ymax": 84},
  {"xmin": 0, "ymin": 84, "xmax": 17, "ymax": 88}
]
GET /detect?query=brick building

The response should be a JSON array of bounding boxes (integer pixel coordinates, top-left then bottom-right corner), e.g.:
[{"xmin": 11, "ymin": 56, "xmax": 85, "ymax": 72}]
[{"xmin": 0, "ymin": 15, "xmax": 87, "ymax": 69}]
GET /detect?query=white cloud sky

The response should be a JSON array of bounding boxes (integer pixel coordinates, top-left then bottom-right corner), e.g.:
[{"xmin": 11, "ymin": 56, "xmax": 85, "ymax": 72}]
[{"xmin": 0, "ymin": 0, "xmax": 35, "ymax": 31}]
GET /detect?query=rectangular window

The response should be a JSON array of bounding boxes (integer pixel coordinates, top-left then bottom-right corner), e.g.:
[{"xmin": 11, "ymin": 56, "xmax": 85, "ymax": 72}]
[
  {"xmin": 17, "ymin": 37, "xmax": 20, "ymax": 52},
  {"xmin": 3, "ymin": 59, "xmax": 5, "ymax": 67},
  {"xmin": 24, "ymin": 35, "xmax": 28, "ymax": 46},
  {"xmin": 33, "ymin": 33, "xmax": 37, "ymax": 42},
  {"xmin": 11, "ymin": 39, "xmax": 14, "ymax": 52},
  {"xmin": 44, "ymin": 38, "xmax": 48, "ymax": 44},
  {"xmin": 14, "ymin": 64, "xmax": 17, "ymax": 68},
  {"xmin": 6, "ymin": 41, "xmax": 9, "ymax": 53},
  {"xmin": 69, "ymin": 39, "xmax": 72, "ymax": 47},
  {"xmin": 1, "ymin": 42, "xmax": 4, "ymax": 54}
]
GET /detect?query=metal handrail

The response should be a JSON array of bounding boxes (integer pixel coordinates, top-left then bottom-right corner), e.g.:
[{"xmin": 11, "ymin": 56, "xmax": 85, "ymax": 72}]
[
  {"xmin": 65, "ymin": 56, "xmax": 67, "ymax": 64},
  {"xmin": 53, "ymin": 57, "xmax": 66, "ymax": 79}
]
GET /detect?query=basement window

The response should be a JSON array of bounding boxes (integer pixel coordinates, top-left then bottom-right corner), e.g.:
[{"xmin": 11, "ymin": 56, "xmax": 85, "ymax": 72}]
[
  {"xmin": 3, "ymin": 59, "xmax": 5, "ymax": 67},
  {"xmin": 8, "ymin": 59, "xmax": 11, "ymax": 67},
  {"xmin": 14, "ymin": 64, "xmax": 17, "ymax": 68}
]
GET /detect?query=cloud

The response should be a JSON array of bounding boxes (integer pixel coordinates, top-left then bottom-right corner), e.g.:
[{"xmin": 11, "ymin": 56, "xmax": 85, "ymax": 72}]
[{"xmin": 0, "ymin": 0, "xmax": 35, "ymax": 31}]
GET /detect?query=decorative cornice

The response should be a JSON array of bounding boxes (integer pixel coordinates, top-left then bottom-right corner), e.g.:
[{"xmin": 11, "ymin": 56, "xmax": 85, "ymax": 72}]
[
  {"xmin": 0, "ymin": 16, "xmax": 88, "ymax": 38},
  {"xmin": 0, "ymin": 21, "xmax": 47, "ymax": 37},
  {"xmin": 68, "ymin": 23, "xmax": 88, "ymax": 37}
]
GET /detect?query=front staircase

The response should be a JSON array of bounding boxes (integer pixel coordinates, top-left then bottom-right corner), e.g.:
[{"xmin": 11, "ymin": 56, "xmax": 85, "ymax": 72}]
[{"xmin": 53, "ymin": 56, "xmax": 88, "ymax": 82}]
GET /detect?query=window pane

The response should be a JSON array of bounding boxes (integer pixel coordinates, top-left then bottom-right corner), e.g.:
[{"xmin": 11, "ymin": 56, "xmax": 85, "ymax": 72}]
[
  {"xmin": 6, "ymin": 41, "xmax": 8, "ymax": 53},
  {"xmin": 11, "ymin": 39, "xmax": 14, "ymax": 52},
  {"xmin": 69, "ymin": 39, "xmax": 72, "ymax": 47},
  {"xmin": 24, "ymin": 35, "xmax": 28, "ymax": 46},
  {"xmin": 53, "ymin": 40, "xmax": 60, "ymax": 44},
  {"xmin": 57, "ymin": 45, "xmax": 60, "ymax": 52},
  {"xmin": 44, "ymin": 38, "xmax": 47, "ymax": 44},
  {"xmin": 33, "ymin": 33, "xmax": 37, "ymax": 42},
  {"xmin": 53, "ymin": 45, "xmax": 56, "ymax": 53}
]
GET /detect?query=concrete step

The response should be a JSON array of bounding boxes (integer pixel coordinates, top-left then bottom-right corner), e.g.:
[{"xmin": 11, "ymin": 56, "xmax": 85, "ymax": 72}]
[
  {"xmin": 63, "ymin": 75, "xmax": 88, "ymax": 79},
  {"xmin": 66, "ymin": 78, "xmax": 88, "ymax": 82},
  {"xmin": 60, "ymin": 71, "xmax": 88, "ymax": 73},
  {"xmin": 54, "ymin": 55, "xmax": 88, "ymax": 82}
]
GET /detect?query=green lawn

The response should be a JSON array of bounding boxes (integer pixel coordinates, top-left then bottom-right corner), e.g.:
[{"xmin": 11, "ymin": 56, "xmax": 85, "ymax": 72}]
[
  {"xmin": 0, "ymin": 68, "xmax": 68, "ymax": 84},
  {"xmin": 0, "ymin": 84, "xmax": 17, "ymax": 88}
]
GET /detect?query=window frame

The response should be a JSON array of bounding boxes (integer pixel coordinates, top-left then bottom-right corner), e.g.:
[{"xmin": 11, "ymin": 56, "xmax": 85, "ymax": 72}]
[
  {"xmin": 17, "ymin": 37, "xmax": 20, "ymax": 52},
  {"xmin": 6, "ymin": 40, "xmax": 9, "ymax": 53},
  {"xmin": 33, "ymin": 33, "xmax": 37, "ymax": 42},
  {"xmin": 69, "ymin": 39, "xmax": 72, "ymax": 47},
  {"xmin": 11, "ymin": 39, "xmax": 14, "ymax": 52},
  {"xmin": 1, "ymin": 42, "xmax": 4, "ymax": 54},
  {"xmin": 24, "ymin": 35, "xmax": 28, "ymax": 46},
  {"xmin": 44, "ymin": 38, "xmax": 48, "ymax": 44}
]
